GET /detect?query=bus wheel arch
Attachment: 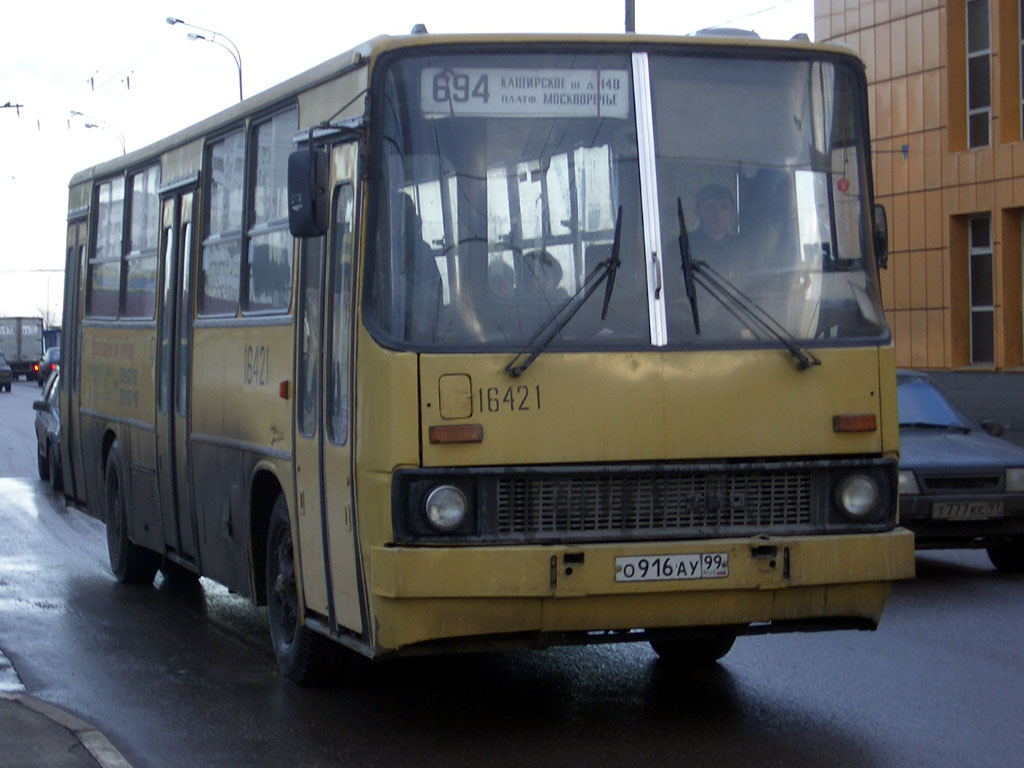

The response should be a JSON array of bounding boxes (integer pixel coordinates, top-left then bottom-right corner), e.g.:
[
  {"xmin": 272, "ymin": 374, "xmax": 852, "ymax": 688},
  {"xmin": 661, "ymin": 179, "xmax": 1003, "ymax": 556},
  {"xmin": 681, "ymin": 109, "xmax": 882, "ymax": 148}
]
[
  {"xmin": 249, "ymin": 469, "xmax": 285, "ymax": 606},
  {"xmin": 104, "ymin": 438, "xmax": 159, "ymax": 585}
]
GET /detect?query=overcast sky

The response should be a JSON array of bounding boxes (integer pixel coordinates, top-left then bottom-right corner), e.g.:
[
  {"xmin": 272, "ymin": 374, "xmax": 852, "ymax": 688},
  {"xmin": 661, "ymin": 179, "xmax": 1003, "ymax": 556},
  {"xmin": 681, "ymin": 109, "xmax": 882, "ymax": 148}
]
[{"xmin": 0, "ymin": 0, "xmax": 812, "ymax": 323}]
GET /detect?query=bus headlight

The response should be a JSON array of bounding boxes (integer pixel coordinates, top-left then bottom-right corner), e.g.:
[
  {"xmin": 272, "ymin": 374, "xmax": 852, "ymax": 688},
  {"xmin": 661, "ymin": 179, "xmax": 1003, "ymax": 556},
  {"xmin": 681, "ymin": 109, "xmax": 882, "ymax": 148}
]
[
  {"xmin": 898, "ymin": 470, "xmax": 920, "ymax": 495},
  {"xmin": 424, "ymin": 485, "xmax": 468, "ymax": 532},
  {"xmin": 836, "ymin": 474, "xmax": 879, "ymax": 519}
]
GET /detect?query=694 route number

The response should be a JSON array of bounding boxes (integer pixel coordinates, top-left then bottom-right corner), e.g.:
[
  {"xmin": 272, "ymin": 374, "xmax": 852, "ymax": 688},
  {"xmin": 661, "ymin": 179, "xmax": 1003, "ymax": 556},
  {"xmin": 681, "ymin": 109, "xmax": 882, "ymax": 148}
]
[{"xmin": 615, "ymin": 553, "xmax": 729, "ymax": 582}]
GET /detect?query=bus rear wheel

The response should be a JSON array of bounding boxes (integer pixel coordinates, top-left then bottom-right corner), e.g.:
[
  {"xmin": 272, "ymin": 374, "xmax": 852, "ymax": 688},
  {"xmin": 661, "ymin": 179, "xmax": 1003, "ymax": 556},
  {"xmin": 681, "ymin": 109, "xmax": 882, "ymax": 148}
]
[
  {"xmin": 649, "ymin": 629, "xmax": 738, "ymax": 665},
  {"xmin": 105, "ymin": 442, "xmax": 159, "ymax": 585},
  {"xmin": 266, "ymin": 495, "xmax": 325, "ymax": 683}
]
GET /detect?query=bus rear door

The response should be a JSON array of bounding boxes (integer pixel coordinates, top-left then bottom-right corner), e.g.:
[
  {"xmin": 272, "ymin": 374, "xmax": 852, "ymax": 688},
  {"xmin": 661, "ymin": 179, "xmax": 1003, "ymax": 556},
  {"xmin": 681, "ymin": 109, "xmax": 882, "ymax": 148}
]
[{"xmin": 155, "ymin": 187, "xmax": 199, "ymax": 564}]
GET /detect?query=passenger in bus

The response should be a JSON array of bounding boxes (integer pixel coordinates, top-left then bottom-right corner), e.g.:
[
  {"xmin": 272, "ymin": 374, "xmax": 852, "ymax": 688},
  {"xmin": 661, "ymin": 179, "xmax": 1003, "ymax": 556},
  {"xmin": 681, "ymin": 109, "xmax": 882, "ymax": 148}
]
[
  {"xmin": 522, "ymin": 250, "xmax": 569, "ymax": 303},
  {"xmin": 488, "ymin": 260, "xmax": 516, "ymax": 300},
  {"xmin": 689, "ymin": 183, "xmax": 738, "ymax": 263}
]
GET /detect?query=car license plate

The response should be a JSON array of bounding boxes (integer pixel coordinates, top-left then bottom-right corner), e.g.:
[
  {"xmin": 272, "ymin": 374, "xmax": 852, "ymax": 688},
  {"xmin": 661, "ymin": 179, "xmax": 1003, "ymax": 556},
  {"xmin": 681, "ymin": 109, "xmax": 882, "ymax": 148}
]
[
  {"xmin": 615, "ymin": 553, "xmax": 729, "ymax": 582},
  {"xmin": 931, "ymin": 501, "xmax": 1004, "ymax": 521}
]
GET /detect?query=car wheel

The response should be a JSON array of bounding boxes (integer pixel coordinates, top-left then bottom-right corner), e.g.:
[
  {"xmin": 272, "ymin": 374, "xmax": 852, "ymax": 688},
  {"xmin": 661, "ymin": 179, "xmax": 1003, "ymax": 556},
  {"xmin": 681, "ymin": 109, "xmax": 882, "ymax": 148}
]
[
  {"xmin": 48, "ymin": 444, "xmax": 63, "ymax": 492},
  {"xmin": 987, "ymin": 540, "xmax": 1024, "ymax": 572},
  {"xmin": 266, "ymin": 495, "xmax": 329, "ymax": 683},
  {"xmin": 649, "ymin": 629, "xmax": 738, "ymax": 665},
  {"xmin": 105, "ymin": 441, "xmax": 159, "ymax": 585},
  {"xmin": 37, "ymin": 445, "xmax": 49, "ymax": 481}
]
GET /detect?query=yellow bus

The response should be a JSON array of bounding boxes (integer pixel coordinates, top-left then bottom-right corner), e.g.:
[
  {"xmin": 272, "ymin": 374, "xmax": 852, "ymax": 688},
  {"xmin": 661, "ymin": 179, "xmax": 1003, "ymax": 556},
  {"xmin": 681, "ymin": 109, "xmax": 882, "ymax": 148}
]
[{"xmin": 61, "ymin": 31, "xmax": 914, "ymax": 682}]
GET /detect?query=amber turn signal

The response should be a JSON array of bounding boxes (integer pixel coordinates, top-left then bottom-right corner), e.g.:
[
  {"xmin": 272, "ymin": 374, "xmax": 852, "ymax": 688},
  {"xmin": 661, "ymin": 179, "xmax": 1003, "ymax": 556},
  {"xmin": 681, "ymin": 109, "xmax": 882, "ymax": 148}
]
[
  {"xmin": 429, "ymin": 424, "xmax": 484, "ymax": 444},
  {"xmin": 832, "ymin": 413, "xmax": 877, "ymax": 432}
]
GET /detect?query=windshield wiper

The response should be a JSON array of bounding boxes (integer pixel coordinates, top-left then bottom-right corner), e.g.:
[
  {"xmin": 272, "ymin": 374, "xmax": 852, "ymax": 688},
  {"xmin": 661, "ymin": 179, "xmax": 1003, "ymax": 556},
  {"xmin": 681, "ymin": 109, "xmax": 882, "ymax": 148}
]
[
  {"xmin": 692, "ymin": 261, "xmax": 821, "ymax": 371},
  {"xmin": 673, "ymin": 198, "xmax": 819, "ymax": 370},
  {"xmin": 676, "ymin": 197, "xmax": 701, "ymax": 334},
  {"xmin": 504, "ymin": 206, "xmax": 623, "ymax": 378}
]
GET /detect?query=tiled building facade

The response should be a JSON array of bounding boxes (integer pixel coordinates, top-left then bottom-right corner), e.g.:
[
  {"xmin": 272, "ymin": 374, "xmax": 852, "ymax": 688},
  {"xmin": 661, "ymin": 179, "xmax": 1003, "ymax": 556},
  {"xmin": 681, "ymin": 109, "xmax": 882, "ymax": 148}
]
[{"xmin": 815, "ymin": 0, "xmax": 1024, "ymax": 435}]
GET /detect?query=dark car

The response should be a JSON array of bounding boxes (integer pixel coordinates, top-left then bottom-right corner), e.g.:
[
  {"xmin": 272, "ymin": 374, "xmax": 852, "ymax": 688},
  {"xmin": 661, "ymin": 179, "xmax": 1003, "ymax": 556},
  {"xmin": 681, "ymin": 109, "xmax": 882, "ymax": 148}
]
[
  {"xmin": 897, "ymin": 369, "xmax": 1024, "ymax": 571},
  {"xmin": 33, "ymin": 369, "xmax": 62, "ymax": 491},
  {"xmin": 35, "ymin": 347, "xmax": 60, "ymax": 386},
  {"xmin": 0, "ymin": 351, "xmax": 11, "ymax": 392}
]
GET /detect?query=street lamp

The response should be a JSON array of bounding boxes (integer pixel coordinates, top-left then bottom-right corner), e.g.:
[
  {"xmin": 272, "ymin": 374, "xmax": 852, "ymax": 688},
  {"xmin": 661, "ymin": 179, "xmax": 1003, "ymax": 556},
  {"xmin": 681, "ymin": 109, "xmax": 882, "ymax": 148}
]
[
  {"xmin": 166, "ymin": 17, "xmax": 243, "ymax": 102},
  {"xmin": 69, "ymin": 111, "xmax": 126, "ymax": 155}
]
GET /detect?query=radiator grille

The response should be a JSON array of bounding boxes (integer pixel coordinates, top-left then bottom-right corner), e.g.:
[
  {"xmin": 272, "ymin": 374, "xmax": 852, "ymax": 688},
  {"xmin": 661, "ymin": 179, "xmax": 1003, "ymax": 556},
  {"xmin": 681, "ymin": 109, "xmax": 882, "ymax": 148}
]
[
  {"xmin": 495, "ymin": 470, "xmax": 813, "ymax": 536},
  {"xmin": 920, "ymin": 474, "xmax": 1001, "ymax": 493}
]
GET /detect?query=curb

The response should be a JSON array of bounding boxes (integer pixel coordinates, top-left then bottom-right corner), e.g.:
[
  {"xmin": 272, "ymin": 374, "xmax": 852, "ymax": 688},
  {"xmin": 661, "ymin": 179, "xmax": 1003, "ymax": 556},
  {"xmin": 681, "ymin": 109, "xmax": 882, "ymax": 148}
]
[{"xmin": 0, "ymin": 692, "xmax": 133, "ymax": 768}]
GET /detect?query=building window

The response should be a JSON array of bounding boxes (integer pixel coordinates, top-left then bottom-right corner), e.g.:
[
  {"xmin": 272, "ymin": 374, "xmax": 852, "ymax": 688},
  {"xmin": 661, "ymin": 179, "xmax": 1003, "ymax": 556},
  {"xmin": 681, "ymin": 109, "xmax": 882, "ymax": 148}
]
[
  {"xmin": 970, "ymin": 215, "xmax": 994, "ymax": 363},
  {"xmin": 968, "ymin": 0, "xmax": 991, "ymax": 147}
]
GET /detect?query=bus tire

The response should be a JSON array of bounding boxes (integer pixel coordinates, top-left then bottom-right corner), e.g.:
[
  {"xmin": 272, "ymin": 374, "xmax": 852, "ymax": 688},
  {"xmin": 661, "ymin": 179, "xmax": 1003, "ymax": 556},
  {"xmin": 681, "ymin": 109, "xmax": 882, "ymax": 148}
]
[
  {"xmin": 266, "ymin": 495, "xmax": 325, "ymax": 683},
  {"xmin": 105, "ymin": 442, "xmax": 159, "ymax": 585},
  {"xmin": 649, "ymin": 629, "xmax": 738, "ymax": 665}
]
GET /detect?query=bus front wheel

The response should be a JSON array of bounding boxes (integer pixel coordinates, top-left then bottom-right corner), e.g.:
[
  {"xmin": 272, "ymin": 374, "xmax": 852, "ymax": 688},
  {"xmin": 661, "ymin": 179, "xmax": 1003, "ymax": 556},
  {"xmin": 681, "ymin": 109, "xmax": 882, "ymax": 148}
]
[
  {"xmin": 266, "ymin": 495, "xmax": 324, "ymax": 683},
  {"xmin": 104, "ymin": 442, "xmax": 159, "ymax": 585},
  {"xmin": 649, "ymin": 629, "xmax": 738, "ymax": 665}
]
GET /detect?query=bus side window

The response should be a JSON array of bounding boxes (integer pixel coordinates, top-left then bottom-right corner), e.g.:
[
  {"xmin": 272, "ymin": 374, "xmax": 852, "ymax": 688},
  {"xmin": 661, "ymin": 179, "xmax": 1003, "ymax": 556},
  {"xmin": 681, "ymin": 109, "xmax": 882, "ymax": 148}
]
[
  {"xmin": 297, "ymin": 234, "xmax": 325, "ymax": 438},
  {"xmin": 327, "ymin": 184, "xmax": 354, "ymax": 445}
]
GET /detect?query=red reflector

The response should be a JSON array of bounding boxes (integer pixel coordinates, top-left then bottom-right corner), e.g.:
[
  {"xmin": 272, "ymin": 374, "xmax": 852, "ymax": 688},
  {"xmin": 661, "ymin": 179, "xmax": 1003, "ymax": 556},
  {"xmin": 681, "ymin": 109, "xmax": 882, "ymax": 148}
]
[
  {"xmin": 429, "ymin": 424, "xmax": 484, "ymax": 444},
  {"xmin": 833, "ymin": 413, "xmax": 877, "ymax": 433},
  {"xmin": 278, "ymin": 381, "xmax": 290, "ymax": 400}
]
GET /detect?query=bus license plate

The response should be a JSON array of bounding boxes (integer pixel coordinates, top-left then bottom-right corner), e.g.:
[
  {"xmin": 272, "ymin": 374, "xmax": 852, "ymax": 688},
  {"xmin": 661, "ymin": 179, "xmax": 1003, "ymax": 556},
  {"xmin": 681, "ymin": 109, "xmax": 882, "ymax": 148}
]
[
  {"xmin": 615, "ymin": 553, "xmax": 729, "ymax": 582},
  {"xmin": 932, "ymin": 501, "xmax": 1004, "ymax": 521}
]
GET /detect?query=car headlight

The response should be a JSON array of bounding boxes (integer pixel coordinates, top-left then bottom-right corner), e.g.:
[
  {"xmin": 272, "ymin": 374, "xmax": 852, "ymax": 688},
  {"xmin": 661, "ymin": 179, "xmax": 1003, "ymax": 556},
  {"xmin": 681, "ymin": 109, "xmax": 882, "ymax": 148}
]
[
  {"xmin": 836, "ymin": 474, "xmax": 880, "ymax": 519},
  {"xmin": 1007, "ymin": 468, "xmax": 1024, "ymax": 493},
  {"xmin": 898, "ymin": 470, "xmax": 920, "ymax": 495},
  {"xmin": 424, "ymin": 485, "xmax": 468, "ymax": 532}
]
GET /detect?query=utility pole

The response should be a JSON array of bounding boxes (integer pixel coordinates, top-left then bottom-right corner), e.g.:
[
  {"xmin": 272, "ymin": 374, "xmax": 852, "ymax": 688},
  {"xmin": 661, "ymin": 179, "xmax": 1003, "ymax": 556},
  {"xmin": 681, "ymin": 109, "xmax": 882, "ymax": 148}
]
[
  {"xmin": 625, "ymin": 0, "xmax": 635, "ymax": 32},
  {"xmin": 2, "ymin": 101, "xmax": 24, "ymax": 116}
]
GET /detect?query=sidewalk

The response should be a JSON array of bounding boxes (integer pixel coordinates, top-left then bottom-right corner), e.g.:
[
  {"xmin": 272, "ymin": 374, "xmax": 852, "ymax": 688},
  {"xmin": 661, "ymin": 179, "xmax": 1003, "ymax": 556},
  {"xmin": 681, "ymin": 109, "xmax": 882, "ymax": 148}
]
[{"xmin": 0, "ymin": 651, "xmax": 132, "ymax": 768}]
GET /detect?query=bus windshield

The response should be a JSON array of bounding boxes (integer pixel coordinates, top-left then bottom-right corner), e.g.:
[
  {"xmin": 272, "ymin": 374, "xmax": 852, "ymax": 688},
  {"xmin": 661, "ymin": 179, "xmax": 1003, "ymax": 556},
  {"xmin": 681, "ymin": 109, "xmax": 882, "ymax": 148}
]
[{"xmin": 366, "ymin": 48, "xmax": 886, "ymax": 351}]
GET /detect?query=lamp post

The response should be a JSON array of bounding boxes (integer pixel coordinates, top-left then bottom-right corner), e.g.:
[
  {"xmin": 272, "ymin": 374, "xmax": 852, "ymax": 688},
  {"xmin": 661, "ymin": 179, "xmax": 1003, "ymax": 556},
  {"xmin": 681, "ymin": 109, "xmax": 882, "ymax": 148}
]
[
  {"xmin": 166, "ymin": 17, "xmax": 243, "ymax": 102},
  {"xmin": 69, "ymin": 111, "xmax": 126, "ymax": 155}
]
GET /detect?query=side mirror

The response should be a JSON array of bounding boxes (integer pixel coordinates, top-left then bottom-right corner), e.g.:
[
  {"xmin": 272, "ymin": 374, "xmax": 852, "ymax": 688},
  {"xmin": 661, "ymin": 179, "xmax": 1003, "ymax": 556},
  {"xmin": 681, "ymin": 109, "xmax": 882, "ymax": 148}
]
[
  {"xmin": 32, "ymin": 400, "xmax": 46, "ymax": 411},
  {"xmin": 288, "ymin": 147, "xmax": 330, "ymax": 237},
  {"xmin": 873, "ymin": 203, "xmax": 888, "ymax": 270}
]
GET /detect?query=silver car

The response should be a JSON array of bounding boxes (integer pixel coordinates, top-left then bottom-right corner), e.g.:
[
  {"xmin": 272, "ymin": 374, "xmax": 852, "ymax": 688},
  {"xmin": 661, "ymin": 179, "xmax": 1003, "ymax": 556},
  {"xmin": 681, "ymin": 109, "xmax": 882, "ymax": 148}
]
[{"xmin": 897, "ymin": 370, "xmax": 1024, "ymax": 571}]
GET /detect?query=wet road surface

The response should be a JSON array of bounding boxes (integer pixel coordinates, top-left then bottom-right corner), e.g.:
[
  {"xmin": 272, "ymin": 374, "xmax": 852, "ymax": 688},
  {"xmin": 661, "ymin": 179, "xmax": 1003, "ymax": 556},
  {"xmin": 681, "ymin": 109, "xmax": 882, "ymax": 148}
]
[
  {"xmin": 2, "ymin": 475, "xmax": 1024, "ymax": 768},
  {"xmin": 3, "ymin": 379, "xmax": 1024, "ymax": 766}
]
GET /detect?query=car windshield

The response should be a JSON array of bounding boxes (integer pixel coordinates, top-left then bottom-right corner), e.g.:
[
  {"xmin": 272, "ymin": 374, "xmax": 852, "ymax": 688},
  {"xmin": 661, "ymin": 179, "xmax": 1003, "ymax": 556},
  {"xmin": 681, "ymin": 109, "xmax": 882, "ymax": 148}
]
[
  {"xmin": 366, "ymin": 48, "xmax": 886, "ymax": 352},
  {"xmin": 897, "ymin": 378, "xmax": 971, "ymax": 429}
]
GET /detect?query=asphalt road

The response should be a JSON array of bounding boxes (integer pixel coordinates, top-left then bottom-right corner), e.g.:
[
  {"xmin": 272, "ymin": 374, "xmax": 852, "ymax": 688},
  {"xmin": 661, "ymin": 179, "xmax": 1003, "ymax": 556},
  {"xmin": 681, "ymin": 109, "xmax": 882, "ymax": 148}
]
[
  {"xmin": 2, "ymin": 380, "xmax": 1023, "ymax": 767},
  {"xmin": 0, "ymin": 378, "xmax": 42, "ymax": 479}
]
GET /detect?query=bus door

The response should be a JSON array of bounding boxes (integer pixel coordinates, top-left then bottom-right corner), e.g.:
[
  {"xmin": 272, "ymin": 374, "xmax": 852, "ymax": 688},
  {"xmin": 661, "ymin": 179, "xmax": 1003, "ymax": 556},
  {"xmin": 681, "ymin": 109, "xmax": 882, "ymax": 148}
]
[
  {"xmin": 155, "ymin": 187, "xmax": 199, "ymax": 563},
  {"xmin": 61, "ymin": 216, "xmax": 88, "ymax": 503},
  {"xmin": 293, "ymin": 142, "xmax": 363, "ymax": 636}
]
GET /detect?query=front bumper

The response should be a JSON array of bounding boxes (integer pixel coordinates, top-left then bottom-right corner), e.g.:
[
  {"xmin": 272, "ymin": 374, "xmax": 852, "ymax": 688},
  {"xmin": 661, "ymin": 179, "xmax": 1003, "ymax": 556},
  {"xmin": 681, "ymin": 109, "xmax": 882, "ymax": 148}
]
[
  {"xmin": 900, "ymin": 493, "xmax": 1024, "ymax": 547},
  {"xmin": 368, "ymin": 528, "xmax": 915, "ymax": 653}
]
